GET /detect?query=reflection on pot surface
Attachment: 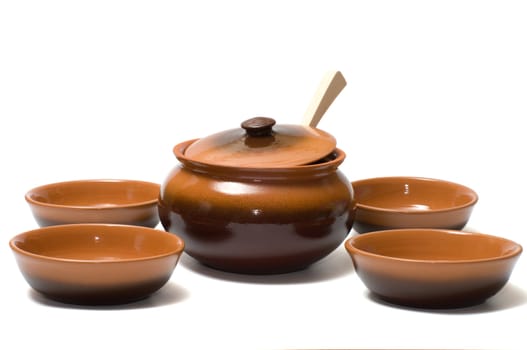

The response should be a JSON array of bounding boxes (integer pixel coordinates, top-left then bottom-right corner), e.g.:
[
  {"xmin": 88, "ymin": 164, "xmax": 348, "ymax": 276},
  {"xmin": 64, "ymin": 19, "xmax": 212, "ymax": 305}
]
[{"xmin": 159, "ymin": 140, "xmax": 355, "ymax": 274}]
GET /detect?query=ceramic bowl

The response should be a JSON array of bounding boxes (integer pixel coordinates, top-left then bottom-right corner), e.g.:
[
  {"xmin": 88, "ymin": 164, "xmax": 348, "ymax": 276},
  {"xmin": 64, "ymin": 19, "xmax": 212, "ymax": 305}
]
[
  {"xmin": 25, "ymin": 179, "xmax": 161, "ymax": 227},
  {"xmin": 9, "ymin": 224, "xmax": 185, "ymax": 305},
  {"xmin": 351, "ymin": 176, "xmax": 478, "ymax": 233},
  {"xmin": 345, "ymin": 229, "xmax": 522, "ymax": 308}
]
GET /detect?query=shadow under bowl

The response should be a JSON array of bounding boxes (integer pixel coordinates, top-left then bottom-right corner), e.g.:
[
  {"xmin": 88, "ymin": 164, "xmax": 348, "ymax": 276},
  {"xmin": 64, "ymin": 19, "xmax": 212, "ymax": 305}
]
[
  {"xmin": 351, "ymin": 176, "xmax": 478, "ymax": 233},
  {"xmin": 25, "ymin": 179, "xmax": 161, "ymax": 227},
  {"xmin": 9, "ymin": 224, "xmax": 185, "ymax": 305},
  {"xmin": 345, "ymin": 229, "xmax": 522, "ymax": 309}
]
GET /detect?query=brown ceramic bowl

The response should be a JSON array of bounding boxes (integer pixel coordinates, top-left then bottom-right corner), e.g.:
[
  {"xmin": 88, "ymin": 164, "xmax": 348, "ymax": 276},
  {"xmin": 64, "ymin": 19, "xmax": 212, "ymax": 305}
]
[
  {"xmin": 25, "ymin": 179, "xmax": 161, "ymax": 227},
  {"xmin": 351, "ymin": 176, "xmax": 478, "ymax": 233},
  {"xmin": 9, "ymin": 224, "xmax": 185, "ymax": 305},
  {"xmin": 345, "ymin": 229, "xmax": 522, "ymax": 308}
]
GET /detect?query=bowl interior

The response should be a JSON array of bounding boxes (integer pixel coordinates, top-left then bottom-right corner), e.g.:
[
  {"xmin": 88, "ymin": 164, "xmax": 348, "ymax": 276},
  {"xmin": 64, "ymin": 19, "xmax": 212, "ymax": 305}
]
[
  {"xmin": 26, "ymin": 180, "xmax": 160, "ymax": 208},
  {"xmin": 349, "ymin": 229, "xmax": 521, "ymax": 262},
  {"xmin": 353, "ymin": 177, "xmax": 477, "ymax": 211},
  {"xmin": 11, "ymin": 224, "xmax": 184, "ymax": 261}
]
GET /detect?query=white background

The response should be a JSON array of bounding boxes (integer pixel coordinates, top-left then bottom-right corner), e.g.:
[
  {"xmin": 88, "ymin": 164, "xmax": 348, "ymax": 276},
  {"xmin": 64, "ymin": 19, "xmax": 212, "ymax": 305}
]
[{"xmin": 1, "ymin": 1, "xmax": 526, "ymax": 349}]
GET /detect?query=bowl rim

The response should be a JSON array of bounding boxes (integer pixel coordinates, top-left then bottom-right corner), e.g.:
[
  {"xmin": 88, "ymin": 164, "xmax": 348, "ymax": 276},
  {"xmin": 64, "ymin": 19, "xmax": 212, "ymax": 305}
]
[
  {"xmin": 345, "ymin": 229, "xmax": 523, "ymax": 264},
  {"xmin": 351, "ymin": 176, "xmax": 479, "ymax": 214},
  {"xmin": 9, "ymin": 223, "xmax": 185, "ymax": 263},
  {"xmin": 24, "ymin": 179, "xmax": 160, "ymax": 209}
]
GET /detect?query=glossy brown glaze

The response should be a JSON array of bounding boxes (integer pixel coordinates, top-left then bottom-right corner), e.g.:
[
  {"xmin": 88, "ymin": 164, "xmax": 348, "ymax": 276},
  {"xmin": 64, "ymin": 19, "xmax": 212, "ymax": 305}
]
[
  {"xmin": 159, "ymin": 139, "xmax": 355, "ymax": 274},
  {"xmin": 183, "ymin": 117, "xmax": 337, "ymax": 167},
  {"xmin": 25, "ymin": 179, "xmax": 161, "ymax": 227},
  {"xmin": 352, "ymin": 176, "xmax": 478, "ymax": 233},
  {"xmin": 9, "ymin": 224, "xmax": 185, "ymax": 305},
  {"xmin": 345, "ymin": 229, "xmax": 522, "ymax": 308}
]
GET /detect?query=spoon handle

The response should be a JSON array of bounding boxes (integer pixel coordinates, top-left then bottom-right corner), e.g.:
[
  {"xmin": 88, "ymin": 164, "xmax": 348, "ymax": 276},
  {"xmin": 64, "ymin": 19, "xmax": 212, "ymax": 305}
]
[{"xmin": 302, "ymin": 70, "xmax": 347, "ymax": 128}]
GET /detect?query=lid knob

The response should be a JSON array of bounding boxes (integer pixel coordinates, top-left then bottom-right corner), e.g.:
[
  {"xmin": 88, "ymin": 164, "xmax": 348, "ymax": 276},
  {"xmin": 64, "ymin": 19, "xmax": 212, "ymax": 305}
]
[{"xmin": 241, "ymin": 117, "xmax": 276, "ymax": 137}]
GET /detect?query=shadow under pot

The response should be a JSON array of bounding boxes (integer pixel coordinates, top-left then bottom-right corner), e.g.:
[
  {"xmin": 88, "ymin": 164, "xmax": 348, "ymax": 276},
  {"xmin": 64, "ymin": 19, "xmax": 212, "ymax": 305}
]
[{"xmin": 158, "ymin": 117, "xmax": 356, "ymax": 274}]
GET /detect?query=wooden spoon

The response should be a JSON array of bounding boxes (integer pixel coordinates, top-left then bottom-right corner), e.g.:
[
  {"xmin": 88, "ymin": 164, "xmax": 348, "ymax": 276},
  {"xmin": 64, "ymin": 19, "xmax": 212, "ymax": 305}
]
[{"xmin": 301, "ymin": 70, "xmax": 347, "ymax": 128}]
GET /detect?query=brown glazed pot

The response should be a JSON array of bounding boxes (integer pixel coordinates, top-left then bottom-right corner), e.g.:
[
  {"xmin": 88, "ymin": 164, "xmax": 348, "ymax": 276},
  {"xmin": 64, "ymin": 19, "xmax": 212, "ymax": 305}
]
[{"xmin": 159, "ymin": 118, "xmax": 356, "ymax": 274}]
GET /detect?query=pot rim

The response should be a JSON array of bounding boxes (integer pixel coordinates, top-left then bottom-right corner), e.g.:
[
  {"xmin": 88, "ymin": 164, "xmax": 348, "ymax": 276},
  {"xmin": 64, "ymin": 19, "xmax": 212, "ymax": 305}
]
[{"xmin": 172, "ymin": 139, "xmax": 346, "ymax": 179}]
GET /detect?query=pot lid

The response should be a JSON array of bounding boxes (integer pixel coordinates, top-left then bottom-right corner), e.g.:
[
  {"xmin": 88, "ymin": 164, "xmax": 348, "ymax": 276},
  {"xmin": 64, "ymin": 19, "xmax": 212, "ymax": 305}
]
[{"xmin": 184, "ymin": 117, "xmax": 337, "ymax": 167}]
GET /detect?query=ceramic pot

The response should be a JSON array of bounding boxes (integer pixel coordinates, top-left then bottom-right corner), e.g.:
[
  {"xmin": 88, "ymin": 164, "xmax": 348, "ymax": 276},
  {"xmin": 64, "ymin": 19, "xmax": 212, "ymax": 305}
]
[{"xmin": 158, "ymin": 117, "xmax": 356, "ymax": 274}]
